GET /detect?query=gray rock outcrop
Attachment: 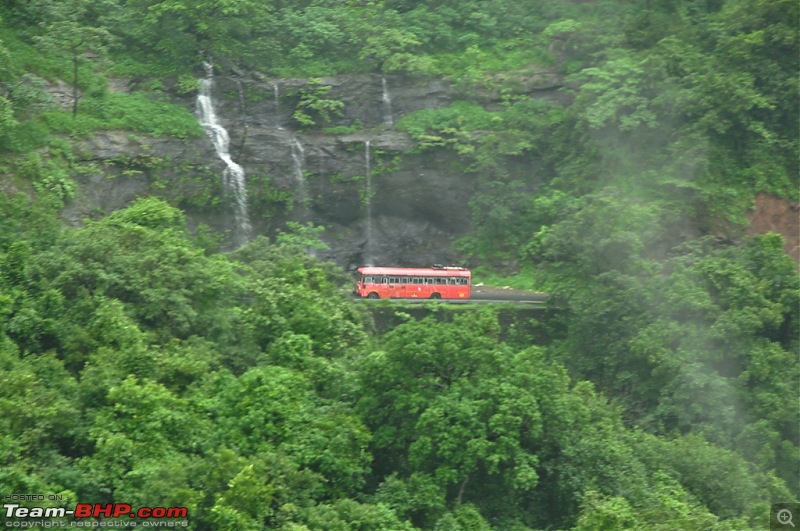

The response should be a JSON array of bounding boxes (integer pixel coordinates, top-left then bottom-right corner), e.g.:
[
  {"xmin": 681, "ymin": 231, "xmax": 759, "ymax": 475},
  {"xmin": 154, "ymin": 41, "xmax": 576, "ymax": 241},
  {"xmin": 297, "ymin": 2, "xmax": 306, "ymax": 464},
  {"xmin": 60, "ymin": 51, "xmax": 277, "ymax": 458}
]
[{"xmin": 64, "ymin": 68, "xmax": 563, "ymax": 268}]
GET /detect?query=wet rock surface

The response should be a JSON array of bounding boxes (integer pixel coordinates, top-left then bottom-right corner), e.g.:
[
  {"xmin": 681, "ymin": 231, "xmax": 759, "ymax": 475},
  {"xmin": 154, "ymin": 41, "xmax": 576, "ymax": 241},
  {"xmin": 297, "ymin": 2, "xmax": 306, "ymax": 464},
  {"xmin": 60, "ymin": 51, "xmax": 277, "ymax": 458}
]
[{"xmin": 64, "ymin": 69, "xmax": 563, "ymax": 266}]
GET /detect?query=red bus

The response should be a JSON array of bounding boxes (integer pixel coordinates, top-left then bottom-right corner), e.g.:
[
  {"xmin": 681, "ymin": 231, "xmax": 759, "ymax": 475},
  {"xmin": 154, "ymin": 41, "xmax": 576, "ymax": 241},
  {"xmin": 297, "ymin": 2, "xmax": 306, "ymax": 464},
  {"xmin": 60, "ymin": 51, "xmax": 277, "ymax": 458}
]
[{"xmin": 353, "ymin": 266, "xmax": 471, "ymax": 299}]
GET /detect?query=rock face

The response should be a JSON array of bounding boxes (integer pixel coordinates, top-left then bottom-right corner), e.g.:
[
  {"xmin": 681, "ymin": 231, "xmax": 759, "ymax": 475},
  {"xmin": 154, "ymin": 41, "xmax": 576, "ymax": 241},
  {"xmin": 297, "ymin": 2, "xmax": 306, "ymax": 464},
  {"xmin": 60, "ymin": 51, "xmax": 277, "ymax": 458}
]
[
  {"xmin": 65, "ymin": 69, "xmax": 564, "ymax": 268},
  {"xmin": 66, "ymin": 131, "xmax": 231, "ymax": 235},
  {"xmin": 747, "ymin": 193, "xmax": 800, "ymax": 264}
]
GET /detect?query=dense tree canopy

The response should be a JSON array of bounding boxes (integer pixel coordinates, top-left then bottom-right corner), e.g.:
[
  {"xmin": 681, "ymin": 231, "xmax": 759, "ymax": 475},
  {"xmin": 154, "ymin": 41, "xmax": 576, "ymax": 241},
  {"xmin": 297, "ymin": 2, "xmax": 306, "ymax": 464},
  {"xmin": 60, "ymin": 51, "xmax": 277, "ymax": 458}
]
[{"xmin": 0, "ymin": 0, "xmax": 797, "ymax": 528}]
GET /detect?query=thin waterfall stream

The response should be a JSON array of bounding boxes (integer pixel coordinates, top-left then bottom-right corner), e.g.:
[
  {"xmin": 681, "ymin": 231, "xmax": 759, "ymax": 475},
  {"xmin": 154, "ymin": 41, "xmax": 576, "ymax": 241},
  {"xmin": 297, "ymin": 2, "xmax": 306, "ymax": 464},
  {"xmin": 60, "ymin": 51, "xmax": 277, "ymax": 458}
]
[
  {"xmin": 290, "ymin": 138, "xmax": 308, "ymax": 205},
  {"xmin": 381, "ymin": 77, "xmax": 394, "ymax": 127},
  {"xmin": 197, "ymin": 62, "xmax": 252, "ymax": 248},
  {"xmin": 273, "ymin": 82, "xmax": 283, "ymax": 129},
  {"xmin": 364, "ymin": 140, "xmax": 374, "ymax": 265}
]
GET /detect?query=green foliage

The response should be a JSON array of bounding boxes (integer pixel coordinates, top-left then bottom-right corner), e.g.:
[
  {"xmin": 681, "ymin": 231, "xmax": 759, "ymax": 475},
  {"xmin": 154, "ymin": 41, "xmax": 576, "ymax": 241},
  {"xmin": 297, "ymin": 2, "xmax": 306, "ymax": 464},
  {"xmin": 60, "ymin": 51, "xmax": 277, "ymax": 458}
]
[
  {"xmin": 175, "ymin": 73, "xmax": 201, "ymax": 95},
  {"xmin": 0, "ymin": 12, "xmax": 200, "ymax": 154},
  {"xmin": 16, "ymin": 148, "xmax": 77, "ymax": 209},
  {"xmin": 0, "ymin": 0, "xmax": 796, "ymax": 528},
  {"xmin": 396, "ymin": 101, "xmax": 500, "ymax": 152},
  {"xmin": 360, "ymin": 311, "xmax": 605, "ymax": 527},
  {"xmin": 0, "ymin": 96, "xmax": 18, "ymax": 148},
  {"xmin": 4, "ymin": 73, "xmax": 56, "ymax": 119},
  {"xmin": 265, "ymin": 7, "xmax": 362, "ymax": 77},
  {"xmin": 435, "ymin": 39, "xmax": 553, "ymax": 85},
  {"xmin": 80, "ymin": 91, "xmax": 202, "ymax": 138},
  {"xmin": 292, "ymin": 78, "xmax": 344, "ymax": 128},
  {"xmin": 358, "ymin": 23, "xmax": 431, "ymax": 75},
  {"xmin": 33, "ymin": 0, "xmax": 112, "ymax": 117},
  {"xmin": 322, "ymin": 119, "xmax": 362, "ymax": 135},
  {"xmin": 471, "ymin": 264, "xmax": 539, "ymax": 291},
  {"xmin": 106, "ymin": 196, "xmax": 186, "ymax": 230},
  {"xmin": 534, "ymin": 190, "xmax": 800, "ymax": 496},
  {"xmin": 0, "ymin": 186, "xmax": 793, "ymax": 529}
]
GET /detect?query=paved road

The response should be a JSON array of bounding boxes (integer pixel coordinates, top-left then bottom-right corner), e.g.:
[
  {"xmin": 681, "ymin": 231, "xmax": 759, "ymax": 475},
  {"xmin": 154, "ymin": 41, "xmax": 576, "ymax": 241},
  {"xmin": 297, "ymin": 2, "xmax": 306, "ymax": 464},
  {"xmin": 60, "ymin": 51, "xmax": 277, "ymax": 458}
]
[
  {"xmin": 471, "ymin": 286, "xmax": 548, "ymax": 302},
  {"xmin": 351, "ymin": 286, "xmax": 549, "ymax": 305}
]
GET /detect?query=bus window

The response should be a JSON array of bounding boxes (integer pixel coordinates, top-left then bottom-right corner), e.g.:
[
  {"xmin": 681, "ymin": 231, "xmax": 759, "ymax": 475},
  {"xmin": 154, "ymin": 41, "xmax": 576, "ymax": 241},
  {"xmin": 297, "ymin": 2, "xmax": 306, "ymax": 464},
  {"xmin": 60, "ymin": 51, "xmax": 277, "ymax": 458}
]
[
  {"xmin": 364, "ymin": 276, "xmax": 374, "ymax": 283},
  {"xmin": 381, "ymin": 277, "xmax": 389, "ymax": 284},
  {"xmin": 436, "ymin": 278, "xmax": 447, "ymax": 285}
]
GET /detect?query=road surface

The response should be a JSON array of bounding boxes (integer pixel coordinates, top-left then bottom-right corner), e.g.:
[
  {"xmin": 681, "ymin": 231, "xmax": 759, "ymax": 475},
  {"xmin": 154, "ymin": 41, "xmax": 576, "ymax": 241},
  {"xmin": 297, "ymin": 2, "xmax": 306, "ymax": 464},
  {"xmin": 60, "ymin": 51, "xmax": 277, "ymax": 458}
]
[{"xmin": 351, "ymin": 285, "xmax": 548, "ymax": 305}]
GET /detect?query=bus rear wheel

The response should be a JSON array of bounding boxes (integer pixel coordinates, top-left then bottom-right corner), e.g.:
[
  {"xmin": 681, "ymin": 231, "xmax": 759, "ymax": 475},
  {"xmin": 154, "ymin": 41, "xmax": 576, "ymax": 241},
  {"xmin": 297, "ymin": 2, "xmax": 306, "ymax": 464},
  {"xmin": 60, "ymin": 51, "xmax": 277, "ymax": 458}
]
[
  {"xmin": 367, "ymin": 292, "xmax": 380, "ymax": 299},
  {"xmin": 430, "ymin": 293, "xmax": 441, "ymax": 299}
]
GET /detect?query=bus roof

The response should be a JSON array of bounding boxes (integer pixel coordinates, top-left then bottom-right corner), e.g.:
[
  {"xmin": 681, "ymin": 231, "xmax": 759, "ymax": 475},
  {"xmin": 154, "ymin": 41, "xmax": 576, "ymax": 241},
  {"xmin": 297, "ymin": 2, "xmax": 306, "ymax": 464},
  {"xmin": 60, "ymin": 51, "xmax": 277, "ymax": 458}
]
[{"xmin": 357, "ymin": 266, "xmax": 471, "ymax": 277}]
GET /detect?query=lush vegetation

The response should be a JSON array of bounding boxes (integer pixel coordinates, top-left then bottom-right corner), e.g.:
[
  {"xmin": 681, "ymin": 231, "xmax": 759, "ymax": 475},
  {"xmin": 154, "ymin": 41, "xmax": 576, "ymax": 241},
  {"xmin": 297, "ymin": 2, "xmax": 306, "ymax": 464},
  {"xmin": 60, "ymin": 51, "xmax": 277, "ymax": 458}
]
[
  {"xmin": 1, "ymin": 196, "xmax": 795, "ymax": 530},
  {"xmin": 0, "ymin": 0, "xmax": 797, "ymax": 529}
]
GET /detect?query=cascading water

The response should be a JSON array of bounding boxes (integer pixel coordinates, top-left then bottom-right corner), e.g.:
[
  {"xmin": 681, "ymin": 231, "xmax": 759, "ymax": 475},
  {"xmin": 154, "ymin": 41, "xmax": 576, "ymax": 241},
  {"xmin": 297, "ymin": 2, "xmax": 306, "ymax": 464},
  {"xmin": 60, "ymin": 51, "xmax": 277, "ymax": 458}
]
[
  {"xmin": 273, "ymin": 83, "xmax": 283, "ymax": 129},
  {"xmin": 364, "ymin": 140, "xmax": 374, "ymax": 265},
  {"xmin": 291, "ymin": 138, "xmax": 318, "ymax": 257},
  {"xmin": 197, "ymin": 61, "xmax": 252, "ymax": 248},
  {"xmin": 290, "ymin": 138, "xmax": 308, "ymax": 204},
  {"xmin": 381, "ymin": 77, "xmax": 394, "ymax": 127}
]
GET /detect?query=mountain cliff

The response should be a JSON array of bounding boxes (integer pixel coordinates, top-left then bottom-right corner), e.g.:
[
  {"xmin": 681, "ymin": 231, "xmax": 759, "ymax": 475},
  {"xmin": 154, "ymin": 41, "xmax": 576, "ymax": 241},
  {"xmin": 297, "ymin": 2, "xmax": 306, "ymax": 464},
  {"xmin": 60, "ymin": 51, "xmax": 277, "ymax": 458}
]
[{"xmin": 60, "ymin": 67, "xmax": 563, "ymax": 267}]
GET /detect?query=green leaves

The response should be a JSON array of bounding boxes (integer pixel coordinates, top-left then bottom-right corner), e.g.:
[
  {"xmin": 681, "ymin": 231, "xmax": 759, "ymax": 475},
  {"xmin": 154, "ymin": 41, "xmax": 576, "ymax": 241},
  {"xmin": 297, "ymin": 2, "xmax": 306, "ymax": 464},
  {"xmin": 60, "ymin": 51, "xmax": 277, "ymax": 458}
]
[
  {"xmin": 0, "ymin": 189, "xmax": 794, "ymax": 529},
  {"xmin": 575, "ymin": 52, "xmax": 662, "ymax": 132},
  {"xmin": 0, "ymin": 0, "xmax": 796, "ymax": 527},
  {"xmin": 127, "ymin": 0, "xmax": 274, "ymax": 65},
  {"xmin": 358, "ymin": 312, "xmax": 576, "ymax": 526},
  {"xmin": 396, "ymin": 101, "xmax": 501, "ymax": 149},
  {"xmin": 0, "ymin": 96, "xmax": 17, "ymax": 148},
  {"xmin": 32, "ymin": 0, "xmax": 112, "ymax": 117},
  {"xmin": 292, "ymin": 79, "xmax": 344, "ymax": 128}
]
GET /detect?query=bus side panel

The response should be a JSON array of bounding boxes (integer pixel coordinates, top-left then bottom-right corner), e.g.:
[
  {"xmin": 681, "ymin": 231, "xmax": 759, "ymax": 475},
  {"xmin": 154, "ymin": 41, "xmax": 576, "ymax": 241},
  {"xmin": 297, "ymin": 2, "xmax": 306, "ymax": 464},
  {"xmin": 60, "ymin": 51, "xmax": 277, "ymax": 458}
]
[
  {"xmin": 361, "ymin": 283, "xmax": 382, "ymax": 298},
  {"xmin": 443, "ymin": 285, "xmax": 453, "ymax": 298},
  {"xmin": 380, "ymin": 280, "xmax": 391, "ymax": 299}
]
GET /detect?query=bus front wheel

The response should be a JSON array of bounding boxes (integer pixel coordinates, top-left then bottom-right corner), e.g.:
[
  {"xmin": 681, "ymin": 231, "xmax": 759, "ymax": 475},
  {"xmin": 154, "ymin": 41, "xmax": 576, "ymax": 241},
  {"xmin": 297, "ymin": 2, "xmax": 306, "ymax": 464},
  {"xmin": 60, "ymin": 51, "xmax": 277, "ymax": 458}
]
[
  {"xmin": 430, "ymin": 293, "xmax": 441, "ymax": 299},
  {"xmin": 367, "ymin": 292, "xmax": 380, "ymax": 299}
]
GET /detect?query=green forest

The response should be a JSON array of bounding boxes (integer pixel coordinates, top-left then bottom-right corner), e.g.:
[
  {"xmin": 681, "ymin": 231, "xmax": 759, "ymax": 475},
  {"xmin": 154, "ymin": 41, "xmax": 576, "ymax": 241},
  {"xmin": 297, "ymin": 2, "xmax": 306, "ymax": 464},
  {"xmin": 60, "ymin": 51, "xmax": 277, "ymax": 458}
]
[{"xmin": 0, "ymin": 0, "xmax": 798, "ymax": 529}]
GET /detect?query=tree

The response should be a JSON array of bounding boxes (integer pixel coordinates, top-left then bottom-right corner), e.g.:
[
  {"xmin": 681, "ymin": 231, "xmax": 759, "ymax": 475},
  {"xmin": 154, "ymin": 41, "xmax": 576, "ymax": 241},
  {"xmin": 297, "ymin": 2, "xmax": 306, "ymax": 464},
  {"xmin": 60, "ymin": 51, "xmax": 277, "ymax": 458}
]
[
  {"xmin": 34, "ymin": 0, "xmax": 110, "ymax": 117},
  {"xmin": 359, "ymin": 311, "xmax": 572, "ymax": 527},
  {"xmin": 292, "ymin": 79, "xmax": 344, "ymax": 128},
  {"xmin": 202, "ymin": 364, "xmax": 372, "ymax": 499},
  {"xmin": 126, "ymin": 0, "xmax": 273, "ymax": 65}
]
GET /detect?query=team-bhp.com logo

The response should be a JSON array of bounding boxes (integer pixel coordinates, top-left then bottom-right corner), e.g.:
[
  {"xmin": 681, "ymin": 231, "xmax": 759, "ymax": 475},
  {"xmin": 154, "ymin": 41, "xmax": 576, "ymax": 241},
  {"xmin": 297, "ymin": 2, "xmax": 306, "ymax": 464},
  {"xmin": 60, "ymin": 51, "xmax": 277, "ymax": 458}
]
[{"xmin": 3, "ymin": 498, "xmax": 189, "ymax": 528}]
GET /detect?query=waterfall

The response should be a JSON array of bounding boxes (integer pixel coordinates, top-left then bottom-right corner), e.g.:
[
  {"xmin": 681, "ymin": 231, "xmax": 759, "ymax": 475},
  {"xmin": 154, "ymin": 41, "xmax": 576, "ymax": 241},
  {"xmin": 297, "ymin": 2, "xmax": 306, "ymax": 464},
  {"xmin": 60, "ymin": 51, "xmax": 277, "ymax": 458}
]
[
  {"xmin": 364, "ymin": 140, "xmax": 374, "ymax": 265},
  {"xmin": 273, "ymin": 83, "xmax": 283, "ymax": 129},
  {"xmin": 290, "ymin": 138, "xmax": 317, "ymax": 257},
  {"xmin": 197, "ymin": 61, "xmax": 252, "ymax": 248},
  {"xmin": 290, "ymin": 138, "xmax": 308, "ymax": 203},
  {"xmin": 381, "ymin": 77, "xmax": 394, "ymax": 127}
]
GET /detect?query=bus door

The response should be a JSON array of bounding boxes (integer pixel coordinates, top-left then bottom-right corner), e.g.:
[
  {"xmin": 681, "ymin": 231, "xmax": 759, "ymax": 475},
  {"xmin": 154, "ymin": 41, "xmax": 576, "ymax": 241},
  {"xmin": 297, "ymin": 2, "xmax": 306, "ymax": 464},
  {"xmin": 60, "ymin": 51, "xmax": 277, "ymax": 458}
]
[
  {"xmin": 356, "ymin": 274, "xmax": 368, "ymax": 296},
  {"xmin": 396, "ymin": 277, "xmax": 410, "ymax": 298},
  {"xmin": 435, "ymin": 277, "xmax": 449, "ymax": 297},
  {"xmin": 409, "ymin": 276, "xmax": 423, "ymax": 297},
  {"xmin": 377, "ymin": 276, "xmax": 394, "ymax": 298},
  {"xmin": 423, "ymin": 277, "xmax": 436, "ymax": 297}
]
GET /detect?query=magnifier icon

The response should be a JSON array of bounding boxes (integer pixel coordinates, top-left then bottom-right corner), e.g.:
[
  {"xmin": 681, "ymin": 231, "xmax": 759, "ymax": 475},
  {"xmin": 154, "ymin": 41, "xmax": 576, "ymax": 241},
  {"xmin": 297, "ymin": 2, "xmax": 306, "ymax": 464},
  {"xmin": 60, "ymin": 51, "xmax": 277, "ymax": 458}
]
[{"xmin": 778, "ymin": 508, "xmax": 795, "ymax": 527}]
